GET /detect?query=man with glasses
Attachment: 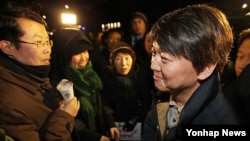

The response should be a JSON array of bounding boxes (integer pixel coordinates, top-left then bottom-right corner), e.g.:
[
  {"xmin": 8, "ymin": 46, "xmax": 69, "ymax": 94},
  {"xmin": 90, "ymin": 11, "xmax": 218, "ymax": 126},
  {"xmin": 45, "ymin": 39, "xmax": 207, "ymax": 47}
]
[
  {"xmin": 0, "ymin": 6, "xmax": 80, "ymax": 141},
  {"xmin": 17, "ymin": 40, "xmax": 53, "ymax": 49}
]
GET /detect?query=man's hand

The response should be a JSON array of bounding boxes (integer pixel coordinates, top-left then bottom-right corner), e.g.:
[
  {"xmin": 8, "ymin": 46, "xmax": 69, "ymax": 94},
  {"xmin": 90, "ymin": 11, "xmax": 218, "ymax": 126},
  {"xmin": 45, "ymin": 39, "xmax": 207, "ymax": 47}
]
[{"xmin": 59, "ymin": 97, "xmax": 80, "ymax": 117}]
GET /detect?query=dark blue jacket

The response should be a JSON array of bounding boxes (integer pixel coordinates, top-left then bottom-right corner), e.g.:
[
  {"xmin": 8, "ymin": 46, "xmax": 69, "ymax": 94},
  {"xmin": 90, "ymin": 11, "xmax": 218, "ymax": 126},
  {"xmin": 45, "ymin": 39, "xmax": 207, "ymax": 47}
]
[{"xmin": 143, "ymin": 72, "xmax": 240, "ymax": 141}]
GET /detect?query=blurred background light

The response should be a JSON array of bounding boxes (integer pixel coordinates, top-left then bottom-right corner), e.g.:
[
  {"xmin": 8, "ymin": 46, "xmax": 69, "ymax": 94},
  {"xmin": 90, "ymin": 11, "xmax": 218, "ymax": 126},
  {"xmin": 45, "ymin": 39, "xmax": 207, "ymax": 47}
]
[
  {"xmin": 61, "ymin": 13, "xmax": 77, "ymax": 24},
  {"xmin": 65, "ymin": 4, "xmax": 69, "ymax": 9}
]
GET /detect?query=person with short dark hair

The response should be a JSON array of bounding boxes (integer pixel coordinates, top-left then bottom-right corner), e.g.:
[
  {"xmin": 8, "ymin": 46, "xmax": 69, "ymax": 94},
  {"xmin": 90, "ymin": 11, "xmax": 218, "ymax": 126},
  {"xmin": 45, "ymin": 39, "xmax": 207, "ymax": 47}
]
[
  {"xmin": 223, "ymin": 28, "xmax": 250, "ymax": 124},
  {"xmin": 0, "ymin": 7, "xmax": 80, "ymax": 141},
  {"xmin": 92, "ymin": 28, "xmax": 124, "ymax": 76},
  {"xmin": 234, "ymin": 28, "xmax": 250, "ymax": 77},
  {"xmin": 143, "ymin": 4, "xmax": 240, "ymax": 141}
]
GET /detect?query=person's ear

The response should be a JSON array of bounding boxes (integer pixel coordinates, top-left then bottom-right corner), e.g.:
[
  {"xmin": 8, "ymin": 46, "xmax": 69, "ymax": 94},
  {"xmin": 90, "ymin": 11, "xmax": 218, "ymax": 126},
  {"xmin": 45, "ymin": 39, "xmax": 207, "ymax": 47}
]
[
  {"xmin": 0, "ymin": 40, "xmax": 15, "ymax": 55},
  {"xmin": 197, "ymin": 63, "xmax": 217, "ymax": 80}
]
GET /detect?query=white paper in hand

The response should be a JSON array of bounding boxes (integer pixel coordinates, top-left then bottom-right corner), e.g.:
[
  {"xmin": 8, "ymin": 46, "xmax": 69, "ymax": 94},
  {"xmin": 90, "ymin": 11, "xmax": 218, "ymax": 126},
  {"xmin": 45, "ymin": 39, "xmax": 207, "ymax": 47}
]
[{"xmin": 57, "ymin": 79, "xmax": 74, "ymax": 102}]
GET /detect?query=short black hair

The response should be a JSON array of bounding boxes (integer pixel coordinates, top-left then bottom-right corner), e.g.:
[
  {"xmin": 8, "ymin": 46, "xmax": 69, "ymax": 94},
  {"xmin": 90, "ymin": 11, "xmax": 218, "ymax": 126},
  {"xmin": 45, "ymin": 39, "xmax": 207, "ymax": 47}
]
[
  {"xmin": 237, "ymin": 28, "xmax": 250, "ymax": 50},
  {"xmin": 0, "ymin": 6, "xmax": 46, "ymax": 48},
  {"xmin": 151, "ymin": 4, "xmax": 233, "ymax": 73}
]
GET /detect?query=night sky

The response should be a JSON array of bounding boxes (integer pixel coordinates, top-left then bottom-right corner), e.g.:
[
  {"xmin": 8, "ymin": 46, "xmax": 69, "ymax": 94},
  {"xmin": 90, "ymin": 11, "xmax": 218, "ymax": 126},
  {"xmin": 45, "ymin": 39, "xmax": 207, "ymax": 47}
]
[
  {"xmin": 37, "ymin": 0, "xmax": 219, "ymax": 32},
  {"xmin": 3, "ymin": 0, "xmax": 250, "ymax": 35}
]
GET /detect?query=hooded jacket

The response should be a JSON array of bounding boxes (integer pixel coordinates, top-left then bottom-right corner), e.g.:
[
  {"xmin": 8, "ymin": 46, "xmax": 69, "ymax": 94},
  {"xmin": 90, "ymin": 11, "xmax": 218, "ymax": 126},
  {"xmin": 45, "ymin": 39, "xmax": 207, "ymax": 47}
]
[{"xmin": 49, "ymin": 28, "xmax": 115, "ymax": 141}]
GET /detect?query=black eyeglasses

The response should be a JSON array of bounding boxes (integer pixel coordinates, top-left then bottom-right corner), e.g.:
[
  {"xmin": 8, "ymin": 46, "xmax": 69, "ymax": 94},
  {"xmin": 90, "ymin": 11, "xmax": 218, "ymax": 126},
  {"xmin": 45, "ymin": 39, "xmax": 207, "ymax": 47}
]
[{"xmin": 17, "ymin": 40, "xmax": 53, "ymax": 48}]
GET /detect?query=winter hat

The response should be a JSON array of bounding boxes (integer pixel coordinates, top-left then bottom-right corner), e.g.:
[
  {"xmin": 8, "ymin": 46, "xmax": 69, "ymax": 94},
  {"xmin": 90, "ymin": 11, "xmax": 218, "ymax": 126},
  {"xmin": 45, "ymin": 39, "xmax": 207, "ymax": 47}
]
[
  {"xmin": 130, "ymin": 11, "xmax": 148, "ymax": 26},
  {"xmin": 109, "ymin": 41, "xmax": 136, "ymax": 65},
  {"xmin": 52, "ymin": 28, "xmax": 93, "ymax": 63}
]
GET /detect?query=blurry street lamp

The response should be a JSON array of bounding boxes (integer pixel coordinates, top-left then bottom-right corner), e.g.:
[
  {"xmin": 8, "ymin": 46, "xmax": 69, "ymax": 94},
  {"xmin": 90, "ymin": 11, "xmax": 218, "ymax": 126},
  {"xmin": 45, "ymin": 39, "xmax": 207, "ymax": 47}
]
[
  {"xmin": 60, "ymin": 12, "xmax": 85, "ymax": 30},
  {"xmin": 242, "ymin": 3, "xmax": 248, "ymax": 9},
  {"xmin": 65, "ymin": 5, "xmax": 69, "ymax": 9},
  {"xmin": 61, "ymin": 13, "xmax": 77, "ymax": 25}
]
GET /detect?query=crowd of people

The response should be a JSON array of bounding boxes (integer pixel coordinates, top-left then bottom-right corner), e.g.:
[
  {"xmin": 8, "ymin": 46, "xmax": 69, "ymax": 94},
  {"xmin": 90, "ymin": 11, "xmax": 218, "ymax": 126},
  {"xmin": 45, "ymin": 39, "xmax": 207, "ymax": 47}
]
[{"xmin": 0, "ymin": 1, "xmax": 250, "ymax": 141}]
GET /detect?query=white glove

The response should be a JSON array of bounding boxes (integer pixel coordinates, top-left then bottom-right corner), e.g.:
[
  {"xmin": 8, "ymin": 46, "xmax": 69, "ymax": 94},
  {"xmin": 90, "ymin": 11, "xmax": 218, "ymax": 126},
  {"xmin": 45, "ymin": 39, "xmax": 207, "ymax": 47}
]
[{"xmin": 56, "ymin": 79, "xmax": 74, "ymax": 102}]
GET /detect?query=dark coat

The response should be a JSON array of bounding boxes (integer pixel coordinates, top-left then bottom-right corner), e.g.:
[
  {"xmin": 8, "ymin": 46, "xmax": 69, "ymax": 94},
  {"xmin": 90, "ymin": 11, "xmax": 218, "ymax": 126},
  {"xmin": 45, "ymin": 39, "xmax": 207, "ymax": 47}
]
[
  {"xmin": 0, "ymin": 55, "xmax": 74, "ymax": 141},
  {"xmin": 92, "ymin": 47, "xmax": 110, "ymax": 76},
  {"xmin": 50, "ymin": 66, "xmax": 115, "ymax": 141},
  {"xmin": 49, "ymin": 28, "xmax": 116, "ymax": 141},
  {"xmin": 72, "ymin": 90, "xmax": 115, "ymax": 141},
  {"xmin": 100, "ymin": 64, "xmax": 152, "ymax": 123},
  {"xmin": 223, "ymin": 64, "xmax": 250, "ymax": 124},
  {"xmin": 143, "ymin": 72, "xmax": 240, "ymax": 141}
]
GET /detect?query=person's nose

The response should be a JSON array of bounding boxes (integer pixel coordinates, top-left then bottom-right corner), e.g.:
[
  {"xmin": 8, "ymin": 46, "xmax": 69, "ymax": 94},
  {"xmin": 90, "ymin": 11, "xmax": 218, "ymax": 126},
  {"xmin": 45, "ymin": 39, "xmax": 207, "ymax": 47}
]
[
  {"xmin": 151, "ymin": 56, "xmax": 160, "ymax": 71},
  {"xmin": 121, "ymin": 58, "xmax": 126, "ymax": 65}
]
